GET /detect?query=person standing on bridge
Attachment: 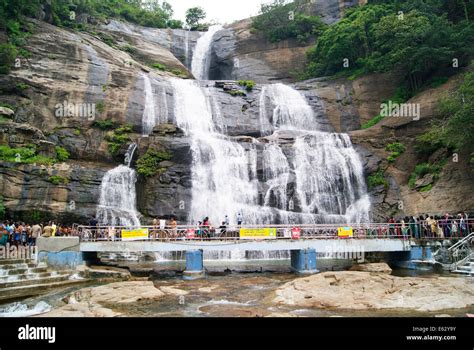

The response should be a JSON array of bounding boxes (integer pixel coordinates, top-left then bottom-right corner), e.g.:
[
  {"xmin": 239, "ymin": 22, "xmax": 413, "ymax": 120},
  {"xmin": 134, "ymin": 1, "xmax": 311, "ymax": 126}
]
[
  {"xmin": 152, "ymin": 217, "xmax": 158, "ymax": 240},
  {"xmin": 237, "ymin": 212, "xmax": 243, "ymax": 226},
  {"xmin": 42, "ymin": 222, "xmax": 53, "ymax": 238},
  {"xmin": 31, "ymin": 223, "xmax": 41, "ymax": 245},
  {"xmin": 169, "ymin": 217, "xmax": 178, "ymax": 238}
]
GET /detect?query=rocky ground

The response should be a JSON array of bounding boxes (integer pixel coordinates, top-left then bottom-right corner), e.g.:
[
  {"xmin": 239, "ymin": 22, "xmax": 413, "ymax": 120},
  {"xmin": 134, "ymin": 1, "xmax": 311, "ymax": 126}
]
[
  {"xmin": 37, "ymin": 264, "xmax": 474, "ymax": 317},
  {"xmin": 274, "ymin": 268, "xmax": 474, "ymax": 312}
]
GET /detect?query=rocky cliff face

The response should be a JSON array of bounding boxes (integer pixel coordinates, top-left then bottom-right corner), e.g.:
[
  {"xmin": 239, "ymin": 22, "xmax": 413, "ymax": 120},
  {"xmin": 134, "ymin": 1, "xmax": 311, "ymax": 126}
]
[
  {"xmin": 350, "ymin": 74, "xmax": 474, "ymax": 219},
  {"xmin": 0, "ymin": 19, "xmax": 195, "ymax": 223},
  {"xmin": 209, "ymin": 0, "xmax": 366, "ymax": 83},
  {"xmin": 1, "ymin": 8, "xmax": 472, "ymax": 224}
]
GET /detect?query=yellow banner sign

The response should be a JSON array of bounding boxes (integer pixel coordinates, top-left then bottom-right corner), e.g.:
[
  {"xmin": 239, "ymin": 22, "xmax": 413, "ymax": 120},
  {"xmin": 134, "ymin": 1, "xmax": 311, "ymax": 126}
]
[
  {"xmin": 121, "ymin": 228, "xmax": 149, "ymax": 241},
  {"xmin": 338, "ymin": 227, "xmax": 353, "ymax": 238},
  {"xmin": 240, "ymin": 228, "xmax": 277, "ymax": 240}
]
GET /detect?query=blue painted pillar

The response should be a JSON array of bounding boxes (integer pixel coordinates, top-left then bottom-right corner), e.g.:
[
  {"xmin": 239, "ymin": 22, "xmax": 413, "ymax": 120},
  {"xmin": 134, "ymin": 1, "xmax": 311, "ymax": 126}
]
[
  {"xmin": 409, "ymin": 246, "xmax": 433, "ymax": 260},
  {"xmin": 38, "ymin": 251, "xmax": 84, "ymax": 270},
  {"xmin": 389, "ymin": 245, "xmax": 434, "ymax": 270},
  {"xmin": 183, "ymin": 250, "xmax": 205, "ymax": 280},
  {"xmin": 290, "ymin": 249, "xmax": 319, "ymax": 274}
]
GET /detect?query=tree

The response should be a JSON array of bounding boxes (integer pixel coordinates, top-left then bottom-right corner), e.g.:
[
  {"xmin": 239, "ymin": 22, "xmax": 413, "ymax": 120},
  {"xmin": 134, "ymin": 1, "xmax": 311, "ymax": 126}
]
[
  {"xmin": 162, "ymin": 1, "xmax": 173, "ymax": 18},
  {"xmin": 185, "ymin": 6, "xmax": 206, "ymax": 29}
]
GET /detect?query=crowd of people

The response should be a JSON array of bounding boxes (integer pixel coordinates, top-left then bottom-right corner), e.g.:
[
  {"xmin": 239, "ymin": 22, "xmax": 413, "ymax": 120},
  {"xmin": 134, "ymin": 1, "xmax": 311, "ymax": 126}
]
[
  {"xmin": 386, "ymin": 212, "xmax": 472, "ymax": 239},
  {"xmin": 0, "ymin": 221, "xmax": 74, "ymax": 247},
  {"xmin": 0, "ymin": 212, "xmax": 472, "ymax": 245}
]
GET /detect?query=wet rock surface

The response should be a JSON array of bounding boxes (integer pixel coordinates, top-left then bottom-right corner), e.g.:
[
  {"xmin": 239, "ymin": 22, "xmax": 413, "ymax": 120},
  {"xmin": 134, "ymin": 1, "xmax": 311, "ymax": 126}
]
[
  {"xmin": 274, "ymin": 271, "xmax": 474, "ymax": 312},
  {"xmin": 37, "ymin": 269, "xmax": 474, "ymax": 317}
]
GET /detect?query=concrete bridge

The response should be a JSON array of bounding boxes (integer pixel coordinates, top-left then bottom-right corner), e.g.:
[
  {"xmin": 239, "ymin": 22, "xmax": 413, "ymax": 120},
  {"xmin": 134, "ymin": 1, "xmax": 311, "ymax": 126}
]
[{"xmin": 36, "ymin": 223, "xmax": 447, "ymax": 279}]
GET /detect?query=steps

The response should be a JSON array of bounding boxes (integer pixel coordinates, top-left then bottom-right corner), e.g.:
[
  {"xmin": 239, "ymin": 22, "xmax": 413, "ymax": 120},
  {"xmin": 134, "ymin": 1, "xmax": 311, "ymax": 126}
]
[
  {"xmin": 0, "ymin": 258, "xmax": 87, "ymax": 302},
  {"xmin": 452, "ymin": 257, "xmax": 474, "ymax": 276}
]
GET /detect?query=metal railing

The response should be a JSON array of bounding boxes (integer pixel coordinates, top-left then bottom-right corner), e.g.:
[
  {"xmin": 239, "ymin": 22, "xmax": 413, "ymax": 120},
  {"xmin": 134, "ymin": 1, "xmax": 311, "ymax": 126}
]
[
  {"xmin": 72, "ymin": 221, "xmax": 473, "ymax": 243},
  {"xmin": 433, "ymin": 232, "xmax": 474, "ymax": 270}
]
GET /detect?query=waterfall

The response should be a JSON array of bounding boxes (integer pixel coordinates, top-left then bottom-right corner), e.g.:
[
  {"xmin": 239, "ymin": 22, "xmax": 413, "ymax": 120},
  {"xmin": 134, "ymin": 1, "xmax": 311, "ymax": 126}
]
[
  {"xmin": 260, "ymin": 84, "xmax": 320, "ymax": 132},
  {"xmin": 170, "ymin": 78, "xmax": 262, "ymax": 226},
  {"xmin": 96, "ymin": 165, "xmax": 141, "ymax": 227},
  {"xmin": 184, "ymin": 30, "xmax": 190, "ymax": 68},
  {"xmin": 96, "ymin": 72, "xmax": 161, "ymax": 227},
  {"xmin": 191, "ymin": 25, "xmax": 223, "ymax": 80},
  {"xmin": 142, "ymin": 73, "xmax": 157, "ymax": 136},
  {"xmin": 262, "ymin": 143, "xmax": 291, "ymax": 210},
  {"xmin": 170, "ymin": 78, "xmax": 370, "ymax": 226},
  {"xmin": 261, "ymin": 84, "xmax": 371, "ymax": 223},
  {"xmin": 124, "ymin": 143, "xmax": 137, "ymax": 167}
]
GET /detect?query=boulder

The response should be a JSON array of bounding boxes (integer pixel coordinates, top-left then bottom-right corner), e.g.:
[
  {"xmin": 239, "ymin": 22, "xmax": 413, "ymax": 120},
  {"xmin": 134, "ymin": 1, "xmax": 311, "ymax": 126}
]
[
  {"xmin": 274, "ymin": 271, "xmax": 474, "ymax": 312},
  {"xmin": 349, "ymin": 263, "xmax": 392, "ymax": 273},
  {"xmin": 0, "ymin": 107, "xmax": 14, "ymax": 117}
]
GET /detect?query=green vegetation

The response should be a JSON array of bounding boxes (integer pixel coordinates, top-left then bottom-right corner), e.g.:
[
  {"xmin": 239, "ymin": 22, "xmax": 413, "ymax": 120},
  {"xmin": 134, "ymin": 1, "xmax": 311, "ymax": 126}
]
[
  {"xmin": 0, "ymin": 145, "xmax": 55, "ymax": 165},
  {"xmin": 0, "ymin": 102, "xmax": 15, "ymax": 111},
  {"xmin": 419, "ymin": 184, "xmax": 433, "ymax": 192},
  {"xmin": 0, "ymin": 195, "xmax": 5, "ymax": 220},
  {"xmin": 414, "ymin": 127, "xmax": 445, "ymax": 156},
  {"xmin": 150, "ymin": 63, "xmax": 187, "ymax": 77},
  {"xmin": 226, "ymin": 89, "xmax": 246, "ymax": 97},
  {"xmin": 434, "ymin": 69, "xmax": 474, "ymax": 154},
  {"xmin": 48, "ymin": 175, "xmax": 69, "ymax": 185},
  {"xmin": 416, "ymin": 68, "xmax": 474, "ymax": 160},
  {"xmin": 185, "ymin": 6, "xmax": 206, "ymax": 31},
  {"xmin": 361, "ymin": 114, "xmax": 384, "ymax": 130},
  {"xmin": 252, "ymin": 0, "xmax": 326, "ymax": 44},
  {"xmin": 0, "ymin": 0, "xmax": 183, "ymax": 37},
  {"xmin": 96, "ymin": 101, "xmax": 105, "ymax": 113},
  {"xmin": 0, "ymin": 102, "xmax": 15, "ymax": 122},
  {"xmin": 361, "ymin": 87, "xmax": 410, "ymax": 129},
  {"xmin": 136, "ymin": 149, "xmax": 172, "ymax": 177},
  {"xmin": 304, "ymin": 1, "xmax": 474, "ymax": 92},
  {"xmin": 97, "ymin": 32, "xmax": 116, "ymax": 47},
  {"xmin": 121, "ymin": 44, "xmax": 137, "ymax": 54},
  {"xmin": 73, "ymin": 129, "xmax": 81, "ymax": 136},
  {"xmin": 151, "ymin": 63, "xmax": 166, "ymax": 71},
  {"xmin": 367, "ymin": 168, "xmax": 388, "ymax": 190},
  {"xmin": 105, "ymin": 123, "xmax": 133, "ymax": 155},
  {"xmin": 55, "ymin": 146, "xmax": 70, "ymax": 162},
  {"xmin": 92, "ymin": 119, "xmax": 117, "ymax": 130},
  {"xmin": 408, "ymin": 161, "xmax": 445, "ymax": 190},
  {"xmin": 0, "ymin": 43, "xmax": 17, "ymax": 74},
  {"xmin": 170, "ymin": 68, "xmax": 187, "ymax": 78},
  {"xmin": 385, "ymin": 142, "xmax": 406, "ymax": 163},
  {"xmin": 238, "ymin": 80, "xmax": 256, "ymax": 92},
  {"xmin": 16, "ymin": 82, "xmax": 28, "ymax": 90}
]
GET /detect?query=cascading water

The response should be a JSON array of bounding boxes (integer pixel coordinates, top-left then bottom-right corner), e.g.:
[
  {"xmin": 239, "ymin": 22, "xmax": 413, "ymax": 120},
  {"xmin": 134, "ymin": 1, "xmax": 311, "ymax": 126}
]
[
  {"xmin": 142, "ymin": 73, "xmax": 157, "ymax": 136},
  {"xmin": 261, "ymin": 84, "xmax": 371, "ymax": 223},
  {"xmin": 96, "ymin": 23, "xmax": 371, "ymax": 262},
  {"xmin": 96, "ymin": 164, "xmax": 141, "ymax": 227},
  {"xmin": 96, "ymin": 74, "xmax": 160, "ymax": 227},
  {"xmin": 171, "ymin": 79, "xmax": 370, "ymax": 226},
  {"xmin": 170, "ymin": 78, "xmax": 262, "ymax": 226},
  {"xmin": 191, "ymin": 25, "xmax": 223, "ymax": 80}
]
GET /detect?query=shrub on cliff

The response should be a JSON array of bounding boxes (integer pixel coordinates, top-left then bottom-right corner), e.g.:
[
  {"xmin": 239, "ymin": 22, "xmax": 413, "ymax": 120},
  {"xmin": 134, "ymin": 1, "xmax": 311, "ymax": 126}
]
[
  {"xmin": 136, "ymin": 149, "xmax": 172, "ymax": 177},
  {"xmin": 0, "ymin": 145, "xmax": 55, "ymax": 165},
  {"xmin": 305, "ymin": 2, "xmax": 474, "ymax": 93},
  {"xmin": 416, "ymin": 68, "xmax": 474, "ymax": 159},
  {"xmin": 0, "ymin": 43, "xmax": 17, "ymax": 75},
  {"xmin": 48, "ymin": 175, "xmax": 69, "ymax": 185},
  {"xmin": 252, "ymin": 0, "xmax": 326, "ymax": 44},
  {"xmin": 55, "ymin": 146, "xmax": 70, "ymax": 162}
]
